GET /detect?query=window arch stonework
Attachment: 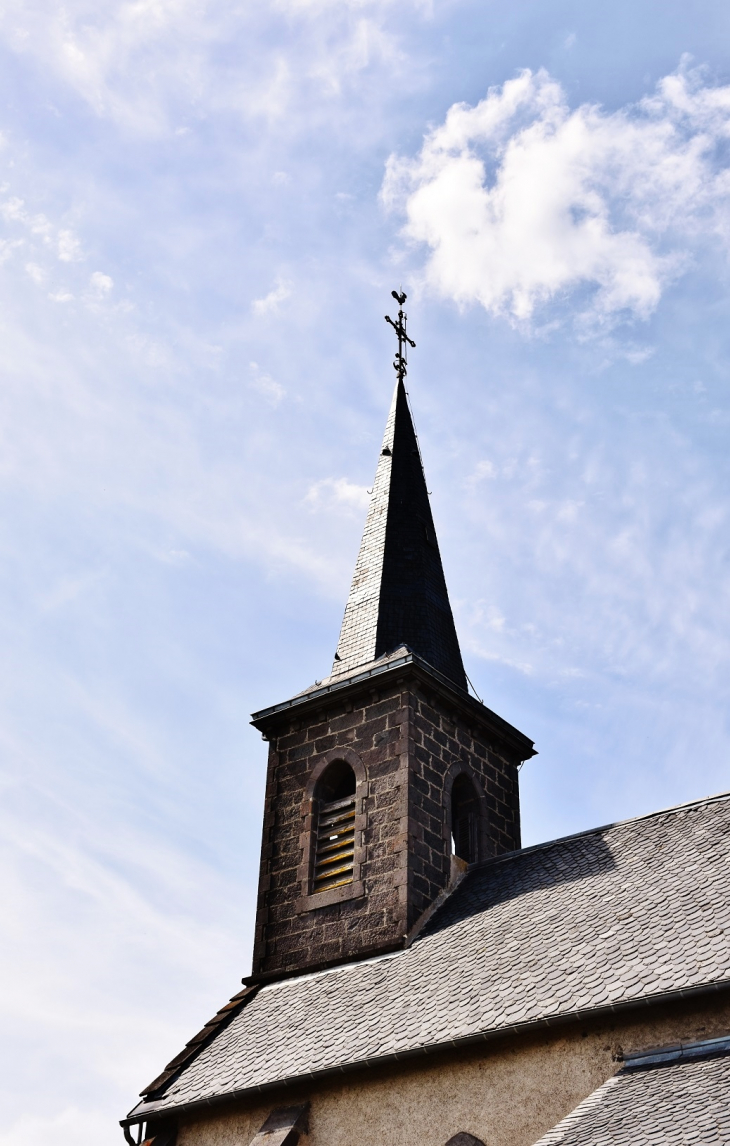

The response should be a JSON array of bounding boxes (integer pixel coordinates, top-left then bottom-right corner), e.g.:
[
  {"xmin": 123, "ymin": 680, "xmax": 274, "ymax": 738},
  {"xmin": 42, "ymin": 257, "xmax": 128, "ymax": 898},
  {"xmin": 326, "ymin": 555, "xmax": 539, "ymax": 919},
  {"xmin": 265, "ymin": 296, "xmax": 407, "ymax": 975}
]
[{"xmin": 296, "ymin": 747, "xmax": 368, "ymax": 913}]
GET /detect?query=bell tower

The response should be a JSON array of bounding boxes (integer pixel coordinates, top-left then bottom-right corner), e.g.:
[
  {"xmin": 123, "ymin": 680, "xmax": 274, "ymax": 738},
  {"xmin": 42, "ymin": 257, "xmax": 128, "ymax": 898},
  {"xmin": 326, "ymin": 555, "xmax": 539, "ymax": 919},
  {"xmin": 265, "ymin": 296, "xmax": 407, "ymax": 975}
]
[{"xmin": 250, "ymin": 296, "xmax": 535, "ymax": 982}]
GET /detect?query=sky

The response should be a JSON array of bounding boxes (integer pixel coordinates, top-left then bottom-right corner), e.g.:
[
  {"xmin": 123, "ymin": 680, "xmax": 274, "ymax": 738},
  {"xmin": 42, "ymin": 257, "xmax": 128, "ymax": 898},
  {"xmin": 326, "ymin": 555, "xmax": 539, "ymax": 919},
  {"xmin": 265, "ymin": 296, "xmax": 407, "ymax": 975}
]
[{"xmin": 1, "ymin": 1, "xmax": 730, "ymax": 1142}]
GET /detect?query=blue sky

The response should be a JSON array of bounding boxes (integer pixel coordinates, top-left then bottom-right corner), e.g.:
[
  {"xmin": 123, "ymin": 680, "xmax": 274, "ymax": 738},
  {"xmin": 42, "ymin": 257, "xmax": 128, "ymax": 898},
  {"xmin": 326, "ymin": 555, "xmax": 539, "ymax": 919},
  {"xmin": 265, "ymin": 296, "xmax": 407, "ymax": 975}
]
[{"xmin": 1, "ymin": 1, "xmax": 730, "ymax": 1142}]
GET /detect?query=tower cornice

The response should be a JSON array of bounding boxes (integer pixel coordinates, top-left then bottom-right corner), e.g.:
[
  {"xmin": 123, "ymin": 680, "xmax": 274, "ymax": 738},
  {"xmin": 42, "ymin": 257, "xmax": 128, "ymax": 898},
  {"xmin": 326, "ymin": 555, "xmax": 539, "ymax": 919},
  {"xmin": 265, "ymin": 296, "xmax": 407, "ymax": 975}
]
[{"xmin": 250, "ymin": 649, "xmax": 536, "ymax": 762}]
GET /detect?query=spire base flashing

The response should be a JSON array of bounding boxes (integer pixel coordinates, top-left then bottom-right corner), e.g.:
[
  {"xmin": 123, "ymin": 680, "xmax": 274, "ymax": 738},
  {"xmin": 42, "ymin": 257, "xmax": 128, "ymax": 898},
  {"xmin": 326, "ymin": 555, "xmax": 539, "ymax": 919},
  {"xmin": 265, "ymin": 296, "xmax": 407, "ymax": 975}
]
[{"xmin": 250, "ymin": 647, "xmax": 536, "ymax": 762}]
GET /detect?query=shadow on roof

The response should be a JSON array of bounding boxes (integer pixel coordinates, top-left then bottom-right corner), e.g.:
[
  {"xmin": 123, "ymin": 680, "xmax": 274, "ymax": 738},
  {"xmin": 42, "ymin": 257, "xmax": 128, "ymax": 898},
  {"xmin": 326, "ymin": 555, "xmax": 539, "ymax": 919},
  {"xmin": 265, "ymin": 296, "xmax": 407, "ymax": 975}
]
[{"xmin": 422, "ymin": 828, "xmax": 618, "ymax": 938}]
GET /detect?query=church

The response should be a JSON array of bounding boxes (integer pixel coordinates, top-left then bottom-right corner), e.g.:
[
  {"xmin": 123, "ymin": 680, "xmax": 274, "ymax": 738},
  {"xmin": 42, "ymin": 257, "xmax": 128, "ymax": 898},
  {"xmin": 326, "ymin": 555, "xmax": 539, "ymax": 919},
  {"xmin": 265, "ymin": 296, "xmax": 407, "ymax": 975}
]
[{"xmin": 122, "ymin": 296, "xmax": 730, "ymax": 1146}]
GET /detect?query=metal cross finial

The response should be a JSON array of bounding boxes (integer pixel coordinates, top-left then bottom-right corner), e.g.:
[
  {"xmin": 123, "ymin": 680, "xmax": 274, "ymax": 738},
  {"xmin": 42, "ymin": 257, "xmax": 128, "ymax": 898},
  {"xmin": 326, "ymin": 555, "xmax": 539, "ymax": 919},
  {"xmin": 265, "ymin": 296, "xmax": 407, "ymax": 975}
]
[{"xmin": 385, "ymin": 289, "xmax": 415, "ymax": 383}]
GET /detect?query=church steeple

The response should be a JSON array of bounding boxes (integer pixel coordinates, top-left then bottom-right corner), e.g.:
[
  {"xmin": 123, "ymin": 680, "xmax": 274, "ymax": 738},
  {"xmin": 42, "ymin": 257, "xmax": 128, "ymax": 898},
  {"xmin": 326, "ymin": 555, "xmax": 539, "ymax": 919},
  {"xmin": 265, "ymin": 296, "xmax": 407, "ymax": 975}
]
[
  {"xmin": 248, "ymin": 294, "xmax": 533, "ymax": 983},
  {"xmin": 332, "ymin": 378, "xmax": 467, "ymax": 691}
]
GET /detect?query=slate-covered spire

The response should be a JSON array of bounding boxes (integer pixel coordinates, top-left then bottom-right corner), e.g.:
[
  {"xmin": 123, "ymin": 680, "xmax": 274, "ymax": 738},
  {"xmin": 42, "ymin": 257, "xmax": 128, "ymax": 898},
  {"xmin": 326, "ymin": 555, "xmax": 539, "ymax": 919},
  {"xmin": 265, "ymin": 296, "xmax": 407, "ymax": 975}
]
[{"xmin": 331, "ymin": 379, "xmax": 467, "ymax": 691}]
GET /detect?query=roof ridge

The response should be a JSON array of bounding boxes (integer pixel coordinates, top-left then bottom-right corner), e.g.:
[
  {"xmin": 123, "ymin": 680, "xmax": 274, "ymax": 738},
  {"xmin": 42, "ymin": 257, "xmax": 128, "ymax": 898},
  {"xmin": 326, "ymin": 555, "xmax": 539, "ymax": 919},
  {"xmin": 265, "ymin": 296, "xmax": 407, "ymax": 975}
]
[
  {"xmin": 469, "ymin": 787, "xmax": 730, "ymax": 874},
  {"xmin": 623, "ymin": 1033, "xmax": 730, "ymax": 1070}
]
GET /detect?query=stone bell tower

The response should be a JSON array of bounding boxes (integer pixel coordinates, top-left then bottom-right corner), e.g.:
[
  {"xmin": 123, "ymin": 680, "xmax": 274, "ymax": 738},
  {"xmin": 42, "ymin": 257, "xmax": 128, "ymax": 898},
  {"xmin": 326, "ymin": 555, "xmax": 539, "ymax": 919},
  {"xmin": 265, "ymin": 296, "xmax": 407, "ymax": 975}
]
[{"xmin": 250, "ymin": 305, "xmax": 534, "ymax": 983}]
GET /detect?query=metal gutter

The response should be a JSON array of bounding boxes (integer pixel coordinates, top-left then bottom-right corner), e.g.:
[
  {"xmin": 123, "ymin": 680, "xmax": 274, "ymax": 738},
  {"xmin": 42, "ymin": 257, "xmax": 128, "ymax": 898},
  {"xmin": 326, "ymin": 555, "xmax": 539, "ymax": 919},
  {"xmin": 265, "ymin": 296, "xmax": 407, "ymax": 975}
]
[{"xmin": 121, "ymin": 976, "xmax": 730, "ymax": 1129}]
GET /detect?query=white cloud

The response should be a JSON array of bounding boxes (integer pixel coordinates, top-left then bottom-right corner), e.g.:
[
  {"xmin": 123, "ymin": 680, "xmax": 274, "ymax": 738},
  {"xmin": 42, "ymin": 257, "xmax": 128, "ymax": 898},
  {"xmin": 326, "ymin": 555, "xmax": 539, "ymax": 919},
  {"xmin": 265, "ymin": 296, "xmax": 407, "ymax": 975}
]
[
  {"xmin": 0, "ymin": 0, "xmax": 415, "ymax": 136},
  {"xmin": 25, "ymin": 261, "xmax": 45, "ymax": 284},
  {"xmin": 89, "ymin": 271, "xmax": 113, "ymax": 297},
  {"xmin": 382, "ymin": 63, "xmax": 730, "ymax": 329},
  {"xmin": 305, "ymin": 476, "xmax": 370, "ymax": 514},
  {"xmin": 249, "ymin": 362, "xmax": 285, "ymax": 405},
  {"xmin": 252, "ymin": 277, "xmax": 292, "ymax": 316},
  {"xmin": 466, "ymin": 459, "xmax": 496, "ymax": 485},
  {"xmin": 0, "ymin": 238, "xmax": 21, "ymax": 264},
  {"xmin": 0, "ymin": 194, "xmax": 86, "ymax": 287},
  {"xmin": 0, "ymin": 196, "xmax": 52, "ymax": 237},
  {"xmin": 57, "ymin": 230, "xmax": 83, "ymax": 262}
]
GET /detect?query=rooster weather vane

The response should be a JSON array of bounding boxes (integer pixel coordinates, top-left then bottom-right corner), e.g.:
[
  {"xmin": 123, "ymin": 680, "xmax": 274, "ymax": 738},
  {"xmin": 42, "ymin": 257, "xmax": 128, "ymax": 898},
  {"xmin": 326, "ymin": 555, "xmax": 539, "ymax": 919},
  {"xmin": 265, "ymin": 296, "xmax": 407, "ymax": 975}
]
[{"xmin": 385, "ymin": 290, "xmax": 415, "ymax": 383}]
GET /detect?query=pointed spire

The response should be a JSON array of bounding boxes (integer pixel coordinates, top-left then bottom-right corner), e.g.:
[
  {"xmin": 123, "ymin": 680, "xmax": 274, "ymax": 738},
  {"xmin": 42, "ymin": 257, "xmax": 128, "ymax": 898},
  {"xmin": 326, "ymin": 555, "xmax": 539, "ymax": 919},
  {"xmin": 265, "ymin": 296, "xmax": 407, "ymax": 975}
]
[{"xmin": 332, "ymin": 379, "xmax": 467, "ymax": 691}]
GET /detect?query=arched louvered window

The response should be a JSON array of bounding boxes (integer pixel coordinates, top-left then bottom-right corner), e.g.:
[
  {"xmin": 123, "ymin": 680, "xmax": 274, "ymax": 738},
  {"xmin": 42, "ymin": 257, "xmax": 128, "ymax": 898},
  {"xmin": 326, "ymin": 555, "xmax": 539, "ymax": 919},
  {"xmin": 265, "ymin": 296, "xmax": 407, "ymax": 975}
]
[
  {"xmin": 451, "ymin": 773, "xmax": 480, "ymax": 865},
  {"xmin": 312, "ymin": 761, "xmax": 357, "ymax": 893}
]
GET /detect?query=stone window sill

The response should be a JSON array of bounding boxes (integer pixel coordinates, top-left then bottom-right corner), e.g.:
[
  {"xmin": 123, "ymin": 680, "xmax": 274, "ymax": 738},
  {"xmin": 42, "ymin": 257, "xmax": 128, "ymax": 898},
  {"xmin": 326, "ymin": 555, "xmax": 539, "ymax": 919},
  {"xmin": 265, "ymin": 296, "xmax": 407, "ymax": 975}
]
[{"xmin": 296, "ymin": 880, "xmax": 365, "ymax": 914}]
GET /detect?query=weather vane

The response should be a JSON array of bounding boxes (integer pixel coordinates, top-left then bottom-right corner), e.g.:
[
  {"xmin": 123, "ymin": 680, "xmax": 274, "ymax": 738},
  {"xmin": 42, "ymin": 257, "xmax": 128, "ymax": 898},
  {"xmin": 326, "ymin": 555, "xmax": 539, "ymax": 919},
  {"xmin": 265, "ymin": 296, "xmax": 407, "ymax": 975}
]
[{"xmin": 385, "ymin": 290, "xmax": 415, "ymax": 383}]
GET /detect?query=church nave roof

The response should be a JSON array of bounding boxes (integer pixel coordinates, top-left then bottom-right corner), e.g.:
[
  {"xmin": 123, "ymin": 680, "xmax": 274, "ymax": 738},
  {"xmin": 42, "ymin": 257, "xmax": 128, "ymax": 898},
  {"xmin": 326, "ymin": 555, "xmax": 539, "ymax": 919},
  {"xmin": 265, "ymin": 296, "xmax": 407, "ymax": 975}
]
[{"xmin": 127, "ymin": 788, "xmax": 730, "ymax": 1125}]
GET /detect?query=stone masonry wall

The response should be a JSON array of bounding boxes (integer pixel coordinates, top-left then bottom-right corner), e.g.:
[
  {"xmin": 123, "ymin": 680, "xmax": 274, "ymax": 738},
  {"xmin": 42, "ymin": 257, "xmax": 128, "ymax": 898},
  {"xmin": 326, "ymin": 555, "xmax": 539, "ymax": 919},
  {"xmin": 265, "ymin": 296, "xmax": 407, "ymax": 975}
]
[
  {"xmin": 252, "ymin": 681, "xmax": 409, "ymax": 978},
  {"xmin": 252, "ymin": 670, "xmax": 524, "ymax": 979},
  {"xmin": 405, "ymin": 681, "xmax": 522, "ymax": 928}
]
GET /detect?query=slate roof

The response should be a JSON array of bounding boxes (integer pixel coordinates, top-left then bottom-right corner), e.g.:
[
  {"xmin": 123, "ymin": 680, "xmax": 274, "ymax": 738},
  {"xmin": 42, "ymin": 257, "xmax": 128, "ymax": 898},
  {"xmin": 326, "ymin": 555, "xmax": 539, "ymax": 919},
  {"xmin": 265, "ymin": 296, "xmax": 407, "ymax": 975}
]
[
  {"xmin": 532, "ymin": 1036, "xmax": 730, "ymax": 1145},
  {"xmin": 330, "ymin": 378, "xmax": 467, "ymax": 691},
  {"xmin": 127, "ymin": 790, "xmax": 730, "ymax": 1125}
]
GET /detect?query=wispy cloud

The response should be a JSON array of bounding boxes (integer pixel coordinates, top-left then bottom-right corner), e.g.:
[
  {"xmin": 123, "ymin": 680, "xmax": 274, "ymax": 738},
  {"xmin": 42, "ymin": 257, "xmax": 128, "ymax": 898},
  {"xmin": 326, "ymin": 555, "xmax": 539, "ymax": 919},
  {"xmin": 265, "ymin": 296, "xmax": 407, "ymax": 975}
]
[
  {"xmin": 252, "ymin": 277, "xmax": 292, "ymax": 316},
  {"xmin": 57, "ymin": 230, "xmax": 83, "ymax": 262},
  {"xmin": 25, "ymin": 261, "xmax": 45, "ymax": 284},
  {"xmin": 382, "ymin": 62, "xmax": 730, "ymax": 330},
  {"xmin": 88, "ymin": 271, "xmax": 113, "ymax": 297},
  {"xmin": 305, "ymin": 476, "xmax": 370, "ymax": 513},
  {"xmin": 249, "ymin": 361, "xmax": 285, "ymax": 405},
  {"xmin": 1, "ymin": 0, "xmax": 730, "ymax": 1141},
  {"xmin": 0, "ymin": 188, "xmax": 93, "ymax": 303},
  {"xmin": 0, "ymin": 0, "xmax": 415, "ymax": 136}
]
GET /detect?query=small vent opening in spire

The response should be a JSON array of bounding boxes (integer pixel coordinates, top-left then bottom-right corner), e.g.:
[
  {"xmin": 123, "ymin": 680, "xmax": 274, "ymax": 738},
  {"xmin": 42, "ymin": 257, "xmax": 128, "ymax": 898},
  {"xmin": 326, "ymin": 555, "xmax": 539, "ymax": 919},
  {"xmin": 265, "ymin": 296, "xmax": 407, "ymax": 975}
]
[{"xmin": 312, "ymin": 762, "xmax": 357, "ymax": 893}]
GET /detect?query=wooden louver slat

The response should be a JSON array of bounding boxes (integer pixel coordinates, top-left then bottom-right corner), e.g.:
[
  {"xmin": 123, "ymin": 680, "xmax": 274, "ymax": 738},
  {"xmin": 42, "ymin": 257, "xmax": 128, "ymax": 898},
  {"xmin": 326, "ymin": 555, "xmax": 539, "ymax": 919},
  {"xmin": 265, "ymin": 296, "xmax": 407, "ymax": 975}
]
[{"xmin": 313, "ymin": 794, "xmax": 356, "ymax": 893}]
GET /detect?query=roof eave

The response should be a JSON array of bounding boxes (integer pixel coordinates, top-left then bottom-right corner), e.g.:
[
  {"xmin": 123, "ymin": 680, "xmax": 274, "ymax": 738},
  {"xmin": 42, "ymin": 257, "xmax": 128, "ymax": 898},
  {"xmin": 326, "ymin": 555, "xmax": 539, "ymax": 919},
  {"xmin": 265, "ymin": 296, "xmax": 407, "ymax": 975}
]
[
  {"xmin": 250, "ymin": 651, "xmax": 536, "ymax": 761},
  {"xmin": 122, "ymin": 976, "xmax": 730, "ymax": 1130}
]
